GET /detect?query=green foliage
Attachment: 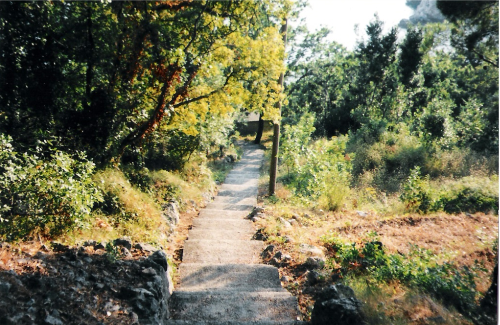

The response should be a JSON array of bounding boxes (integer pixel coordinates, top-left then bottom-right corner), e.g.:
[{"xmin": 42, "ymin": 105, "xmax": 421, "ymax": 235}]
[
  {"xmin": 400, "ymin": 167, "xmax": 432, "ymax": 213},
  {"xmin": 280, "ymin": 115, "xmax": 352, "ymax": 210},
  {"xmin": 0, "ymin": 134, "xmax": 102, "ymax": 241},
  {"xmin": 105, "ymin": 242, "xmax": 121, "ymax": 264},
  {"xmin": 400, "ymin": 169, "xmax": 499, "ymax": 215},
  {"xmin": 434, "ymin": 177, "xmax": 499, "ymax": 214},
  {"xmin": 322, "ymin": 232, "xmax": 484, "ymax": 317}
]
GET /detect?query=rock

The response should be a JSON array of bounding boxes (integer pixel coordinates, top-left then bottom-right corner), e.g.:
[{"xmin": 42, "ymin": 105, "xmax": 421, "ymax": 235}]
[
  {"xmin": 50, "ymin": 242, "xmax": 69, "ymax": 252},
  {"xmin": 129, "ymin": 312, "xmax": 139, "ymax": 324},
  {"xmin": 289, "ymin": 219, "xmax": 299, "ymax": 226},
  {"xmin": 306, "ymin": 270, "xmax": 322, "ymax": 286},
  {"xmin": 281, "ymin": 254, "xmax": 292, "ymax": 264},
  {"xmin": 281, "ymin": 276, "xmax": 291, "ymax": 283},
  {"xmin": 0, "ymin": 281, "xmax": 11, "ymax": 295},
  {"xmin": 261, "ymin": 245, "xmax": 275, "ymax": 258},
  {"xmin": 44, "ymin": 313, "xmax": 64, "ymax": 325},
  {"xmin": 299, "ymin": 243, "xmax": 325, "ymax": 258},
  {"xmin": 311, "ymin": 284, "xmax": 365, "ymax": 325},
  {"xmin": 141, "ymin": 267, "xmax": 157, "ymax": 276},
  {"xmin": 120, "ymin": 247, "xmax": 133, "ymax": 258},
  {"xmin": 114, "ymin": 238, "xmax": 132, "ymax": 250},
  {"xmin": 94, "ymin": 242, "xmax": 106, "ymax": 250},
  {"xmin": 147, "ymin": 250, "xmax": 169, "ymax": 272},
  {"xmin": 134, "ymin": 242, "xmax": 157, "ymax": 252},
  {"xmin": 253, "ymin": 229, "xmax": 268, "ymax": 241},
  {"xmin": 305, "ymin": 256, "xmax": 325, "ymax": 269},
  {"xmin": 273, "ymin": 251, "xmax": 283, "ymax": 260},
  {"xmin": 83, "ymin": 240, "xmax": 97, "ymax": 247},
  {"xmin": 250, "ymin": 217, "xmax": 260, "ymax": 222},
  {"xmin": 269, "ymin": 258, "xmax": 281, "ymax": 266},
  {"xmin": 279, "ymin": 217, "xmax": 292, "ymax": 228},
  {"xmin": 161, "ymin": 200, "xmax": 180, "ymax": 226},
  {"xmin": 479, "ymin": 264, "xmax": 498, "ymax": 324},
  {"xmin": 427, "ymin": 316, "xmax": 446, "ymax": 323},
  {"xmin": 356, "ymin": 211, "xmax": 368, "ymax": 217},
  {"xmin": 283, "ymin": 236, "xmax": 293, "ymax": 243}
]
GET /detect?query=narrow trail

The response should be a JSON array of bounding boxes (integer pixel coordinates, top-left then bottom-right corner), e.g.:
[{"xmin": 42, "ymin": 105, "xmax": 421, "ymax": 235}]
[{"xmin": 168, "ymin": 142, "xmax": 303, "ymax": 325}]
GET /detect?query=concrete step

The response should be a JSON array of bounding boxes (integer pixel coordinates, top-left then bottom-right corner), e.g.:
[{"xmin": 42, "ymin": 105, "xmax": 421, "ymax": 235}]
[
  {"xmin": 218, "ymin": 183, "xmax": 259, "ymax": 192},
  {"xmin": 187, "ymin": 228, "xmax": 253, "ymax": 240},
  {"xmin": 212, "ymin": 196, "xmax": 257, "ymax": 206},
  {"xmin": 177, "ymin": 264, "xmax": 284, "ymax": 292},
  {"xmin": 182, "ymin": 239, "xmax": 263, "ymax": 264},
  {"xmin": 223, "ymin": 178, "xmax": 259, "ymax": 185},
  {"xmin": 197, "ymin": 209, "xmax": 250, "ymax": 219},
  {"xmin": 217, "ymin": 188, "xmax": 258, "ymax": 198},
  {"xmin": 165, "ymin": 321, "xmax": 306, "ymax": 325},
  {"xmin": 192, "ymin": 218, "xmax": 253, "ymax": 231},
  {"xmin": 204, "ymin": 202, "xmax": 254, "ymax": 211},
  {"xmin": 169, "ymin": 291, "xmax": 300, "ymax": 322},
  {"xmin": 231, "ymin": 167, "xmax": 261, "ymax": 173}
]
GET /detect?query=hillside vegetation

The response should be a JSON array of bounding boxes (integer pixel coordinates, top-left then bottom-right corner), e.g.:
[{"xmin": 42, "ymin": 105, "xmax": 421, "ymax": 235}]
[{"xmin": 0, "ymin": 1, "xmax": 497, "ymax": 325}]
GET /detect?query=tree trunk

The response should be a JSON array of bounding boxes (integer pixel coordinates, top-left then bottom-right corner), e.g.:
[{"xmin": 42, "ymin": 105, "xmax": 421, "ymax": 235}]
[
  {"xmin": 254, "ymin": 113, "xmax": 264, "ymax": 144},
  {"xmin": 269, "ymin": 19, "xmax": 287, "ymax": 196}
]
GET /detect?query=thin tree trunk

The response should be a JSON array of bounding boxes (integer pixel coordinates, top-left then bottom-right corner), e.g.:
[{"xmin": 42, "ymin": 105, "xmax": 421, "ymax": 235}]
[
  {"xmin": 254, "ymin": 113, "xmax": 264, "ymax": 144},
  {"xmin": 269, "ymin": 19, "xmax": 287, "ymax": 196}
]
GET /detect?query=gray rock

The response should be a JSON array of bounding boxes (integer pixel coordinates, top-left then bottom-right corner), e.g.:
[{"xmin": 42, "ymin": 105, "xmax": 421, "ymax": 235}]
[
  {"xmin": 289, "ymin": 219, "xmax": 299, "ymax": 226},
  {"xmin": 0, "ymin": 280, "xmax": 11, "ymax": 294},
  {"xmin": 83, "ymin": 240, "xmax": 97, "ymax": 247},
  {"xmin": 161, "ymin": 200, "xmax": 180, "ymax": 226},
  {"xmin": 94, "ymin": 242, "xmax": 106, "ymax": 250},
  {"xmin": 305, "ymin": 256, "xmax": 325, "ymax": 269},
  {"xmin": 427, "ymin": 316, "xmax": 446, "ymax": 323},
  {"xmin": 261, "ymin": 245, "xmax": 275, "ymax": 258},
  {"xmin": 279, "ymin": 217, "xmax": 292, "ymax": 228},
  {"xmin": 114, "ymin": 237, "xmax": 132, "ymax": 250},
  {"xmin": 356, "ymin": 210, "xmax": 368, "ymax": 217},
  {"xmin": 121, "ymin": 247, "xmax": 133, "ymax": 258},
  {"xmin": 129, "ymin": 312, "xmax": 139, "ymax": 324},
  {"xmin": 283, "ymin": 236, "xmax": 293, "ymax": 243},
  {"xmin": 142, "ymin": 267, "xmax": 157, "ymax": 276},
  {"xmin": 44, "ymin": 314, "xmax": 64, "ymax": 325},
  {"xmin": 311, "ymin": 284, "xmax": 366, "ymax": 325},
  {"xmin": 273, "ymin": 251, "xmax": 283, "ymax": 260},
  {"xmin": 306, "ymin": 270, "xmax": 322, "ymax": 285},
  {"xmin": 299, "ymin": 243, "xmax": 325, "ymax": 258},
  {"xmin": 148, "ymin": 250, "xmax": 169, "ymax": 272}
]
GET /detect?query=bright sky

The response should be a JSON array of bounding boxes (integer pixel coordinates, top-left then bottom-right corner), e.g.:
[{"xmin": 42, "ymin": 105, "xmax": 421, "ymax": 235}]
[{"xmin": 300, "ymin": 0, "xmax": 414, "ymax": 50}]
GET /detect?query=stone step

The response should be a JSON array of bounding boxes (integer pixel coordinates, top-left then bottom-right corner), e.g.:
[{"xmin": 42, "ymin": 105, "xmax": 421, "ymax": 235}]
[
  {"xmin": 182, "ymin": 239, "xmax": 263, "ymax": 264},
  {"xmin": 218, "ymin": 184, "xmax": 259, "ymax": 192},
  {"xmin": 169, "ymin": 291, "xmax": 300, "ymax": 322},
  {"xmin": 212, "ymin": 196, "xmax": 257, "ymax": 206},
  {"xmin": 187, "ymin": 228, "xmax": 253, "ymax": 241},
  {"xmin": 223, "ymin": 178, "xmax": 260, "ymax": 185},
  {"xmin": 231, "ymin": 167, "xmax": 261, "ymax": 173},
  {"xmin": 197, "ymin": 209, "xmax": 250, "ymax": 219},
  {"xmin": 165, "ymin": 321, "xmax": 305, "ymax": 325},
  {"xmin": 192, "ymin": 218, "xmax": 253, "ymax": 229},
  {"xmin": 217, "ymin": 188, "xmax": 258, "ymax": 198},
  {"xmin": 204, "ymin": 202, "xmax": 254, "ymax": 211},
  {"xmin": 177, "ymin": 264, "xmax": 284, "ymax": 292}
]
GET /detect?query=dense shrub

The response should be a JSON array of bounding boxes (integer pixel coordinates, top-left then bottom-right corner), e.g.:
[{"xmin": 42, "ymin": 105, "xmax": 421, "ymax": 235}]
[
  {"xmin": 400, "ymin": 169, "xmax": 499, "ymax": 215},
  {"xmin": 0, "ymin": 134, "xmax": 102, "ymax": 240},
  {"xmin": 322, "ymin": 232, "xmax": 484, "ymax": 317},
  {"xmin": 280, "ymin": 114, "xmax": 352, "ymax": 210}
]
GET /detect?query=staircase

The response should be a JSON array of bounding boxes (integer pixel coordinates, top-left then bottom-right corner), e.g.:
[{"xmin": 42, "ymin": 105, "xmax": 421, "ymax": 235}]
[{"xmin": 168, "ymin": 143, "xmax": 303, "ymax": 325}]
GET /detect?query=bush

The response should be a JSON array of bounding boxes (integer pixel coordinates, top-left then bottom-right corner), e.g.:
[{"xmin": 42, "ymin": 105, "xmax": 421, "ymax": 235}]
[
  {"xmin": 322, "ymin": 232, "xmax": 483, "ymax": 317},
  {"xmin": 434, "ymin": 176, "xmax": 499, "ymax": 214},
  {"xmin": 0, "ymin": 134, "xmax": 102, "ymax": 240},
  {"xmin": 400, "ymin": 166, "xmax": 433, "ymax": 213},
  {"xmin": 280, "ymin": 116, "xmax": 352, "ymax": 211},
  {"xmin": 93, "ymin": 169, "xmax": 161, "ymax": 222}
]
